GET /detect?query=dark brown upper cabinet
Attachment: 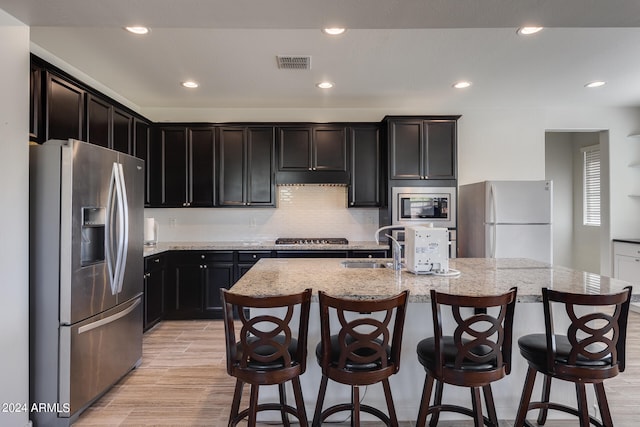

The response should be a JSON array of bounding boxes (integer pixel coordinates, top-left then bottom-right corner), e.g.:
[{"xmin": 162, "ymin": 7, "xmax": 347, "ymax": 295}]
[
  {"xmin": 112, "ymin": 108, "xmax": 133, "ymax": 154},
  {"xmin": 86, "ymin": 94, "xmax": 111, "ymax": 148},
  {"xmin": 149, "ymin": 126, "xmax": 216, "ymax": 208},
  {"xmin": 45, "ymin": 72, "xmax": 85, "ymax": 142},
  {"xmin": 348, "ymin": 125, "xmax": 381, "ymax": 207},
  {"xmin": 30, "ymin": 63, "xmax": 43, "ymax": 143},
  {"xmin": 218, "ymin": 126, "xmax": 275, "ymax": 207},
  {"xmin": 278, "ymin": 125, "xmax": 347, "ymax": 172},
  {"xmin": 386, "ymin": 116, "xmax": 458, "ymax": 181}
]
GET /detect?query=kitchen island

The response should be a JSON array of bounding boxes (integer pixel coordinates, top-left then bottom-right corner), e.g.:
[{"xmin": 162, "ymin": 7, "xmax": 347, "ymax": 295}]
[{"xmin": 230, "ymin": 257, "xmax": 638, "ymax": 422}]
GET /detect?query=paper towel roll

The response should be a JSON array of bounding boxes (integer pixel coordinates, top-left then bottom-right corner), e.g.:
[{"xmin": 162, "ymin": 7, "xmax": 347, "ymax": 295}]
[{"xmin": 144, "ymin": 218, "xmax": 156, "ymax": 245}]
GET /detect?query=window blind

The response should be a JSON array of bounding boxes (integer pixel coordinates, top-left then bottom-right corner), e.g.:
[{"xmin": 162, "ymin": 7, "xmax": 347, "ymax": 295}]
[{"xmin": 582, "ymin": 145, "xmax": 600, "ymax": 226}]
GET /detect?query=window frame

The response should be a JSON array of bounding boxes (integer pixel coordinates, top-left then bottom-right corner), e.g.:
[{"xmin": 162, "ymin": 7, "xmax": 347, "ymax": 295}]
[{"xmin": 582, "ymin": 144, "xmax": 600, "ymax": 227}]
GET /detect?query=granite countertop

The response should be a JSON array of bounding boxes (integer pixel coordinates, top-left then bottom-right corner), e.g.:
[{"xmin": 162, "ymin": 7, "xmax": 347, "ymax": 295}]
[
  {"xmin": 230, "ymin": 257, "xmax": 639, "ymax": 303},
  {"xmin": 143, "ymin": 240, "xmax": 389, "ymax": 257}
]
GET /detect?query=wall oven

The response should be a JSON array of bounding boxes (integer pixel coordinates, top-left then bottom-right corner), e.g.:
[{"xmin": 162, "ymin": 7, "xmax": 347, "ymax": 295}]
[{"xmin": 391, "ymin": 186, "xmax": 457, "ymax": 258}]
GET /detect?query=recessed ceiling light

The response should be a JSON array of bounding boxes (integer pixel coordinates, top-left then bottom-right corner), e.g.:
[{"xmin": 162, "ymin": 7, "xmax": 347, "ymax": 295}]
[
  {"xmin": 316, "ymin": 82, "xmax": 334, "ymax": 89},
  {"xmin": 125, "ymin": 26, "xmax": 150, "ymax": 35},
  {"xmin": 585, "ymin": 81, "xmax": 606, "ymax": 88},
  {"xmin": 517, "ymin": 27, "xmax": 543, "ymax": 35},
  {"xmin": 452, "ymin": 81, "xmax": 472, "ymax": 89},
  {"xmin": 181, "ymin": 81, "xmax": 199, "ymax": 89},
  {"xmin": 322, "ymin": 28, "xmax": 346, "ymax": 36}
]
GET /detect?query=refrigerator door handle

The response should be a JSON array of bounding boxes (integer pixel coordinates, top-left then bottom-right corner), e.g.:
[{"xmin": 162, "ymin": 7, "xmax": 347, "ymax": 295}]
[
  {"xmin": 115, "ymin": 162, "xmax": 129, "ymax": 293},
  {"xmin": 105, "ymin": 162, "xmax": 119, "ymax": 294},
  {"xmin": 489, "ymin": 184, "xmax": 497, "ymax": 258},
  {"xmin": 77, "ymin": 297, "xmax": 141, "ymax": 334}
]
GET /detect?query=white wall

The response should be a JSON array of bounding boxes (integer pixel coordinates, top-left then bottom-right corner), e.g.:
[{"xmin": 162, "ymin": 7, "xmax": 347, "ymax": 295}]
[
  {"xmin": 0, "ymin": 10, "xmax": 30, "ymax": 427},
  {"xmin": 545, "ymin": 132, "xmax": 574, "ymax": 268}
]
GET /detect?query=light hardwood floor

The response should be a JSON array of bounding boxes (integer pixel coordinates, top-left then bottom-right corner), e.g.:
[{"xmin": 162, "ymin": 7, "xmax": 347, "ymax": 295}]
[{"xmin": 73, "ymin": 312, "xmax": 640, "ymax": 426}]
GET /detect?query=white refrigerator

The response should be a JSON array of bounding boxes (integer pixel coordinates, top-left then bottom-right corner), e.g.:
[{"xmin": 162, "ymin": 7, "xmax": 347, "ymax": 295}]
[{"xmin": 458, "ymin": 180, "xmax": 553, "ymax": 263}]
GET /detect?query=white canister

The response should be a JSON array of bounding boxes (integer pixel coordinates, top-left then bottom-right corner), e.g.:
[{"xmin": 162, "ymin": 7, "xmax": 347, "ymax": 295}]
[{"xmin": 144, "ymin": 217, "xmax": 158, "ymax": 246}]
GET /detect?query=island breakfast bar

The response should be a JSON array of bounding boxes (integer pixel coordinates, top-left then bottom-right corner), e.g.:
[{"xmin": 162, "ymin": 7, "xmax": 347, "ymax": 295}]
[{"xmin": 229, "ymin": 257, "xmax": 638, "ymax": 422}]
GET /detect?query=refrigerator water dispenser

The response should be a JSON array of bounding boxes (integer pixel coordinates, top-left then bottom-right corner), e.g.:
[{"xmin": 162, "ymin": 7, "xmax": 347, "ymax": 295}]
[{"xmin": 81, "ymin": 207, "xmax": 105, "ymax": 266}]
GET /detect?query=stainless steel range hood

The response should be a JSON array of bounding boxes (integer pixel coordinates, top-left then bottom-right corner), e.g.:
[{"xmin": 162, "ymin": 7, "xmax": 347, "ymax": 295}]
[{"xmin": 275, "ymin": 170, "xmax": 350, "ymax": 185}]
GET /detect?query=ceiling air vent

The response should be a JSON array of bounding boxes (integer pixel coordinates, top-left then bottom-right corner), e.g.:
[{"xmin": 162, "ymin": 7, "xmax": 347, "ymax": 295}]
[{"xmin": 276, "ymin": 55, "xmax": 311, "ymax": 70}]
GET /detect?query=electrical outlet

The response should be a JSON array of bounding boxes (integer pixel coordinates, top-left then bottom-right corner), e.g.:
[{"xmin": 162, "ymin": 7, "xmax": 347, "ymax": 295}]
[{"xmin": 169, "ymin": 218, "xmax": 176, "ymax": 228}]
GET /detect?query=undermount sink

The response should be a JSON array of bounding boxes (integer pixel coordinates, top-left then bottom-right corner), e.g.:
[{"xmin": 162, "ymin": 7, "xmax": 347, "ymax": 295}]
[{"xmin": 341, "ymin": 260, "xmax": 387, "ymax": 269}]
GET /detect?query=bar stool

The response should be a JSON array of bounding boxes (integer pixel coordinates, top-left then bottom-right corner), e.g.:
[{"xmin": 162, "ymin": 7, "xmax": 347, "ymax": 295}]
[
  {"xmin": 312, "ymin": 290, "xmax": 409, "ymax": 427},
  {"xmin": 514, "ymin": 286, "xmax": 632, "ymax": 427},
  {"xmin": 221, "ymin": 288, "xmax": 312, "ymax": 427},
  {"xmin": 416, "ymin": 287, "xmax": 517, "ymax": 427}
]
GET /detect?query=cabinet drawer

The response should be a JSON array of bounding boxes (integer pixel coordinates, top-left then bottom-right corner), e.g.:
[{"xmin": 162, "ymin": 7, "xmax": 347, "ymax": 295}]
[
  {"xmin": 144, "ymin": 255, "xmax": 165, "ymax": 270},
  {"xmin": 174, "ymin": 251, "xmax": 235, "ymax": 263},
  {"xmin": 613, "ymin": 242, "xmax": 640, "ymax": 258},
  {"xmin": 238, "ymin": 251, "xmax": 273, "ymax": 262}
]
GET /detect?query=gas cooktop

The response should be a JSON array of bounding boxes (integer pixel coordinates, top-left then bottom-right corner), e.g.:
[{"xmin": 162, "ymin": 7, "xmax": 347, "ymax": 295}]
[{"xmin": 275, "ymin": 238, "xmax": 349, "ymax": 245}]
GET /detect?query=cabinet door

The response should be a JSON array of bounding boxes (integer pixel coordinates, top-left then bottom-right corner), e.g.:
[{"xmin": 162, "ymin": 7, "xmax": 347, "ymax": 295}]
[
  {"xmin": 424, "ymin": 120, "xmax": 456, "ymax": 179},
  {"xmin": 349, "ymin": 126, "xmax": 380, "ymax": 207},
  {"xmin": 86, "ymin": 94, "xmax": 111, "ymax": 148},
  {"xmin": 189, "ymin": 127, "xmax": 216, "ymax": 207},
  {"xmin": 30, "ymin": 63, "xmax": 42, "ymax": 142},
  {"xmin": 388, "ymin": 119, "xmax": 423, "ymax": 180},
  {"xmin": 144, "ymin": 266, "xmax": 165, "ymax": 331},
  {"xmin": 615, "ymin": 254, "xmax": 640, "ymax": 283},
  {"xmin": 247, "ymin": 127, "xmax": 275, "ymax": 206},
  {"xmin": 279, "ymin": 127, "xmax": 312, "ymax": 170},
  {"xmin": 313, "ymin": 126, "xmax": 347, "ymax": 171},
  {"xmin": 172, "ymin": 263, "xmax": 203, "ymax": 317},
  {"xmin": 161, "ymin": 127, "xmax": 189, "ymax": 206},
  {"xmin": 46, "ymin": 72, "xmax": 85, "ymax": 141},
  {"xmin": 113, "ymin": 108, "xmax": 133, "ymax": 154},
  {"xmin": 203, "ymin": 262, "xmax": 235, "ymax": 317},
  {"xmin": 219, "ymin": 127, "xmax": 246, "ymax": 206},
  {"xmin": 139, "ymin": 122, "xmax": 163, "ymax": 207}
]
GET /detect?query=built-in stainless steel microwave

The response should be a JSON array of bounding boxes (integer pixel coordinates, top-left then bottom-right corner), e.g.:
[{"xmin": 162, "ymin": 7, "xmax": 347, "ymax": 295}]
[{"xmin": 391, "ymin": 187, "xmax": 457, "ymax": 229}]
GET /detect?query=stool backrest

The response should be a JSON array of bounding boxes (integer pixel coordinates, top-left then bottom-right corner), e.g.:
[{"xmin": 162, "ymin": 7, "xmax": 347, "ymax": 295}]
[
  {"xmin": 542, "ymin": 286, "xmax": 632, "ymax": 376},
  {"xmin": 318, "ymin": 290, "xmax": 409, "ymax": 377},
  {"xmin": 430, "ymin": 287, "xmax": 517, "ymax": 381},
  {"xmin": 221, "ymin": 288, "xmax": 312, "ymax": 380}
]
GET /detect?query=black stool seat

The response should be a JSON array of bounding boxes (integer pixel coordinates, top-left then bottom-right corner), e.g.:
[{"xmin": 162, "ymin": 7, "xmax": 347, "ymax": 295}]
[
  {"xmin": 417, "ymin": 336, "xmax": 496, "ymax": 372},
  {"xmin": 236, "ymin": 335, "xmax": 300, "ymax": 371},
  {"xmin": 315, "ymin": 335, "xmax": 390, "ymax": 372},
  {"xmin": 518, "ymin": 334, "xmax": 612, "ymax": 372},
  {"xmin": 514, "ymin": 286, "xmax": 632, "ymax": 427}
]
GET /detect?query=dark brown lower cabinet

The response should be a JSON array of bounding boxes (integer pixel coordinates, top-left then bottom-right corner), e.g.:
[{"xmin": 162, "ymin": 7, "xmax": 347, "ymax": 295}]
[
  {"xmin": 143, "ymin": 254, "xmax": 166, "ymax": 331},
  {"xmin": 165, "ymin": 251, "xmax": 234, "ymax": 320}
]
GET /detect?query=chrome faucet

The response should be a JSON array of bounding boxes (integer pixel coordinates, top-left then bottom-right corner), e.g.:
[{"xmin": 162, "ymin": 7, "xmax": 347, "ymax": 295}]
[{"xmin": 375, "ymin": 225, "xmax": 404, "ymax": 271}]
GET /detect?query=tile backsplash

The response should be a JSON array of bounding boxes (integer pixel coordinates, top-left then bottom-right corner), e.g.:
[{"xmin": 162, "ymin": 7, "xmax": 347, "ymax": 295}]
[{"xmin": 145, "ymin": 186, "xmax": 380, "ymax": 242}]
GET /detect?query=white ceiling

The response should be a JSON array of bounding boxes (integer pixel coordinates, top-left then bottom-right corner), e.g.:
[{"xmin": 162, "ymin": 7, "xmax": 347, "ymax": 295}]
[{"xmin": 2, "ymin": 0, "xmax": 640, "ymax": 114}]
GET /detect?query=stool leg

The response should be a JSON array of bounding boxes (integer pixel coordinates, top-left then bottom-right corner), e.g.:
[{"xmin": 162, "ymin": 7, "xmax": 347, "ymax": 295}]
[
  {"xmin": 312, "ymin": 375, "xmax": 329, "ymax": 427},
  {"xmin": 278, "ymin": 383, "xmax": 291, "ymax": 427},
  {"xmin": 228, "ymin": 379, "xmax": 244, "ymax": 427},
  {"xmin": 416, "ymin": 374, "xmax": 435, "ymax": 427},
  {"xmin": 382, "ymin": 378, "xmax": 399, "ymax": 427},
  {"xmin": 248, "ymin": 384, "xmax": 259, "ymax": 427},
  {"xmin": 352, "ymin": 385, "xmax": 361, "ymax": 427},
  {"xmin": 536, "ymin": 374, "xmax": 552, "ymax": 425},
  {"xmin": 429, "ymin": 380, "xmax": 444, "ymax": 427},
  {"xmin": 575, "ymin": 383, "xmax": 590, "ymax": 427},
  {"xmin": 594, "ymin": 382, "xmax": 613, "ymax": 427},
  {"xmin": 291, "ymin": 376, "xmax": 309, "ymax": 427},
  {"xmin": 482, "ymin": 384, "xmax": 499, "ymax": 427},
  {"xmin": 514, "ymin": 366, "xmax": 537, "ymax": 427},
  {"xmin": 470, "ymin": 386, "xmax": 483, "ymax": 427}
]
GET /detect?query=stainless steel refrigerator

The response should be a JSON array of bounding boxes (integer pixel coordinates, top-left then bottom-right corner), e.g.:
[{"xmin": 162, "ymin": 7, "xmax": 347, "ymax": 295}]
[
  {"xmin": 458, "ymin": 180, "xmax": 553, "ymax": 263},
  {"xmin": 29, "ymin": 139, "xmax": 144, "ymax": 426}
]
